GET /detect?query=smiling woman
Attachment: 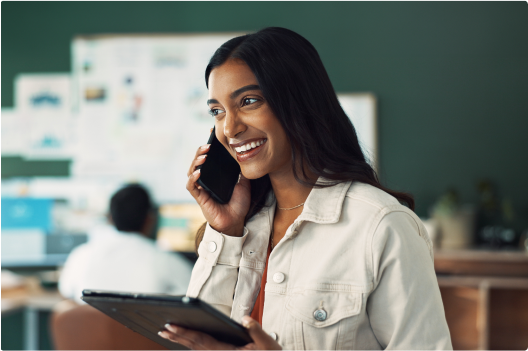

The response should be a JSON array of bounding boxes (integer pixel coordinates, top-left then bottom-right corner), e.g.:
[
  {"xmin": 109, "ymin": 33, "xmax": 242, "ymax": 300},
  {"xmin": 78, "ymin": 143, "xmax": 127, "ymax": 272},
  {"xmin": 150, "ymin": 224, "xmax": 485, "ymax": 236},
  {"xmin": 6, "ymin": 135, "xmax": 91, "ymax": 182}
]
[
  {"xmin": 161, "ymin": 27, "xmax": 452, "ymax": 350},
  {"xmin": 207, "ymin": 59, "xmax": 292, "ymax": 180}
]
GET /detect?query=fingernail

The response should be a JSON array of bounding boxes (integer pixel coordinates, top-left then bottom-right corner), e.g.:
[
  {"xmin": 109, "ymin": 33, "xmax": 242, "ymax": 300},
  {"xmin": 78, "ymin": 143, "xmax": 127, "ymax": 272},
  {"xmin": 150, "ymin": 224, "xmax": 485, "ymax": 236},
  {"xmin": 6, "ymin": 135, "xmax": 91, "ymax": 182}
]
[
  {"xmin": 198, "ymin": 155, "xmax": 207, "ymax": 159},
  {"xmin": 165, "ymin": 324, "xmax": 177, "ymax": 333},
  {"xmin": 241, "ymin": 316, "xmax": 251, "ymax": 328},
  {"xmin": 158, "ymin": 331, "xmax": 165, "ymax": 337},
  {"xmin": 193, "ymin": 169, "xmax": 201, "ymax": 175},
  {"xmin": 201, "ymin": 144, "xmax": 210, "ymax": 150}
]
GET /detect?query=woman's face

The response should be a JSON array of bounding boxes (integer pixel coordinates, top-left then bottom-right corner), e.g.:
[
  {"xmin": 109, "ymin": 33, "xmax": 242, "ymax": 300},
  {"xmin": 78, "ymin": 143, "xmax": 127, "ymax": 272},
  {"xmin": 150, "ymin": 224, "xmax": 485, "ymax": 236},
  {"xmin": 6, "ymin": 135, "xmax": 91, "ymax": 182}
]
[{"xmin": 207, "ymin": 58, "xmax": 292, "ymax": 180}]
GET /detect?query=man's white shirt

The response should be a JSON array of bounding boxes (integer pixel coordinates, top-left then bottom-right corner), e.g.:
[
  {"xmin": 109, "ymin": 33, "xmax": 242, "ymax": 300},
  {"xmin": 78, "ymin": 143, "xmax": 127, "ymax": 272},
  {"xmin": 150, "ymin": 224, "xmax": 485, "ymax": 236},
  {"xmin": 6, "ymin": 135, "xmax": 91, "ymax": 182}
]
[{"xmin": 59, "ymin": 225, "xmax": 193, "ymax": 304}]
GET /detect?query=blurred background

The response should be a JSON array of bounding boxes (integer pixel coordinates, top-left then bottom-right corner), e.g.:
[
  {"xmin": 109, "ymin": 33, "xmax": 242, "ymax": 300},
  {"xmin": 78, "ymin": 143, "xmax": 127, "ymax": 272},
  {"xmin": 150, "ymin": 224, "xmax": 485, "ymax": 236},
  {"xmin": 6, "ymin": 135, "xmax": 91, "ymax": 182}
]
[{"xmin": 1, "ymin": 2, "xmax": 528, "ymax": 350}]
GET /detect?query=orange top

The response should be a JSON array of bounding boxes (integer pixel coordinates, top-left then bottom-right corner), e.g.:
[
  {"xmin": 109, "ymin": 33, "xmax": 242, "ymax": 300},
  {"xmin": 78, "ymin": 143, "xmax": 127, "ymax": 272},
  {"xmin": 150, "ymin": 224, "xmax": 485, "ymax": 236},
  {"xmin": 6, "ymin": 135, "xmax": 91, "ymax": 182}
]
[{"xmin": 250, "ymin": 242, "xmax": 272, "ymax": 324}]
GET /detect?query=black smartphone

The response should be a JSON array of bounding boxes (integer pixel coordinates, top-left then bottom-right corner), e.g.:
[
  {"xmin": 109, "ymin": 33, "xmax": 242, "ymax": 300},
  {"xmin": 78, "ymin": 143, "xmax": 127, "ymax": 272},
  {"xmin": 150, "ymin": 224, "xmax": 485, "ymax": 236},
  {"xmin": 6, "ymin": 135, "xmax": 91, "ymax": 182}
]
[{"xmin": 196, "ymin": 127, "xmax": 241, "ymax": 204}]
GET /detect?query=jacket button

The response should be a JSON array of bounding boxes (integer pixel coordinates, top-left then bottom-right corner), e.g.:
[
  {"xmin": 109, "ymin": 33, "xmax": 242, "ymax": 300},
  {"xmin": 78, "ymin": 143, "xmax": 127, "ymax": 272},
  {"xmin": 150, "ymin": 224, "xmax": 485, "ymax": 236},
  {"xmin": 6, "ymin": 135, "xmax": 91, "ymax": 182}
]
[
  {"xmin": 208, "ymin": 241, "xmax": 217, "ymax": 253},
  {"xmin": 269, "ymin": 332, "xmax": 278, "ymax": 341},
  {"xmin": 313, "ymin": 309, "xmax": 327, "ymax": 321},
  {"xmin": 272, "ymin": 272, "xmax": 285, "ymax": 283}
]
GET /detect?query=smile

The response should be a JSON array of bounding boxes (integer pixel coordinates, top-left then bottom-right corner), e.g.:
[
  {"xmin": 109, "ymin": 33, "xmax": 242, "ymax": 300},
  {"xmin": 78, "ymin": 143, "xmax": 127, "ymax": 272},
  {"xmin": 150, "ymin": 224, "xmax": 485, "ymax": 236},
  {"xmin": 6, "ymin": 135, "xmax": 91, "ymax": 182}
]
[
  {"xmin": 234, "ymin": 139, "xmax": 267, "ymax": 154},
  {"xmin": 231, "ymin": 138, "xmax": 267, "ymax": 163}
]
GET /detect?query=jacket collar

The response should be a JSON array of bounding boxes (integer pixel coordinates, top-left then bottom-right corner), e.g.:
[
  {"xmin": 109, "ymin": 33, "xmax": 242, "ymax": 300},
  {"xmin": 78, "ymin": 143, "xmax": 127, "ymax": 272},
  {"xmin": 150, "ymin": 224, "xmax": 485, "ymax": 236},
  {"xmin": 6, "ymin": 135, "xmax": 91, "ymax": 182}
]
[
  {"xmin": 265, "ymin": 178, "xmax": 352, "ymax": 225},
  {"xmin": 299, "ymin": 178, "xmax": 352, "ymax": 224}
]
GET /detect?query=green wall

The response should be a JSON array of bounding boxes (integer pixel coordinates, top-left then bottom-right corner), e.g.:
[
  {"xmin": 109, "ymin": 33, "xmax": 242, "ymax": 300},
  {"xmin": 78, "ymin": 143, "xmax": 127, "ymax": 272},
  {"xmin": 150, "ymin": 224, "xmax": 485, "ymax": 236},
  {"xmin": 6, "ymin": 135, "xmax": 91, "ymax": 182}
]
[{"xmin": 2, "ymin": 2, "xmax": 528, "ymax": 224}]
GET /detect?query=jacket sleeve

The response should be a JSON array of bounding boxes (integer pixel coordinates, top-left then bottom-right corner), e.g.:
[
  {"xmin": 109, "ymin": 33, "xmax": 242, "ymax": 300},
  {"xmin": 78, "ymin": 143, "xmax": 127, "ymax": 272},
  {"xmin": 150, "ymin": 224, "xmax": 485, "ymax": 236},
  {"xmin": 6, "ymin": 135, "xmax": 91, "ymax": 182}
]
[
  {"xmin": 186, "ymin": 223, "xmax": 248, "ymax": 316},
  {"xmin": 367, "ymin": 210, "xmax": 453, "ymax": 350}
]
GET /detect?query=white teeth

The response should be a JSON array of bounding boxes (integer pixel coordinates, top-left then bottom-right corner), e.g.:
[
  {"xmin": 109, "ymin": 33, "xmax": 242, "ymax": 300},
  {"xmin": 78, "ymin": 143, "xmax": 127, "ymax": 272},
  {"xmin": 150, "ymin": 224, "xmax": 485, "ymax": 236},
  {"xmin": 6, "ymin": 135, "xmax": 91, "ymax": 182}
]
[{"xmin": 235, "ymin": 139, "xmax": 266, "ymax": 153}]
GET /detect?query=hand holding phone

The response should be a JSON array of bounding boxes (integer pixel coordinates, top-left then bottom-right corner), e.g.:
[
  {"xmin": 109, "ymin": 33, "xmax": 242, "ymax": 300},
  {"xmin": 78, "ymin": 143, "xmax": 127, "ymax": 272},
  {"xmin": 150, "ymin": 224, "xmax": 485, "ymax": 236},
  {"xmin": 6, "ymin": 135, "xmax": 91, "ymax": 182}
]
[
  {"xmin": 196, "ymin": 128, "xmax": 241, "ymax": 204},
  {"xmin": 186, "ymin": 128, "xmax": 251, "ymax": 237}
]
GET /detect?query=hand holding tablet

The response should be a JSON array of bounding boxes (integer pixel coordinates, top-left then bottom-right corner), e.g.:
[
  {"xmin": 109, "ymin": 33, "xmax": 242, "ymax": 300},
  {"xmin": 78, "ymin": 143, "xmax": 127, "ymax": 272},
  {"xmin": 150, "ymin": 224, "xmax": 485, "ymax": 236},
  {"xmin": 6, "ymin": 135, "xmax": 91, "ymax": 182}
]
[
  {"xmin": 81, "ymin": 290, "xmax": 281, "ymax": 350},
  {"xmin": 159, "ymin": 316, "xmax": 281, "ymax": 350}
]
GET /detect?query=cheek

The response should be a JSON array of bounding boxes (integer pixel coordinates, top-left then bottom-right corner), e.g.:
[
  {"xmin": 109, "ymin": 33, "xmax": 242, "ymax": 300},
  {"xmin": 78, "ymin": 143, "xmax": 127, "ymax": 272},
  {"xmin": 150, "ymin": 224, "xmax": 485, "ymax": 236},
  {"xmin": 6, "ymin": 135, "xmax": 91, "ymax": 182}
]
[{"xmin": 271, "ymin": 125, "xmax": 290, "ymax": 156}]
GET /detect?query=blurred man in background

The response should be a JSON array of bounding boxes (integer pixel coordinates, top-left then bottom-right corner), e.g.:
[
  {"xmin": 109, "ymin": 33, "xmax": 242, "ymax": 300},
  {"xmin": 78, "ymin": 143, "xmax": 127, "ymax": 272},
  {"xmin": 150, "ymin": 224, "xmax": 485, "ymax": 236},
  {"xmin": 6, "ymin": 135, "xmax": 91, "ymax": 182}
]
[{"xmin": 59, "ymin": 184, "xmax": 193, "ymax": 304}]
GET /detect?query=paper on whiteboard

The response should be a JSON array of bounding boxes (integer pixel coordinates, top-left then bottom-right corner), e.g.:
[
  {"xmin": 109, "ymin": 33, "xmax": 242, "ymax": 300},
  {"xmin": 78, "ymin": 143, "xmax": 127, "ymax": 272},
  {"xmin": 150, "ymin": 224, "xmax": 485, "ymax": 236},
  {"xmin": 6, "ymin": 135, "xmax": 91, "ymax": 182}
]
[
  {"xmin": 15, "ymin": 74, "xmax": 75, "ymax": 159},
  {"xmin": 1, "ymin": 108, "xmax": 28, "ymax": 156}
]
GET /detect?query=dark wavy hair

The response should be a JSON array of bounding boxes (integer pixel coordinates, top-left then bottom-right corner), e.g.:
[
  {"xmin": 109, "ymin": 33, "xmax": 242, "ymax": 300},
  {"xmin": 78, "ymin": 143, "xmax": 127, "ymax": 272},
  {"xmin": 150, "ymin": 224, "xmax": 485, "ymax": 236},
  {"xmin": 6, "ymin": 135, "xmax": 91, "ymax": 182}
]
[{"xmin": 195, "ymin": 27, "xmax": 414, "ymax": 252}]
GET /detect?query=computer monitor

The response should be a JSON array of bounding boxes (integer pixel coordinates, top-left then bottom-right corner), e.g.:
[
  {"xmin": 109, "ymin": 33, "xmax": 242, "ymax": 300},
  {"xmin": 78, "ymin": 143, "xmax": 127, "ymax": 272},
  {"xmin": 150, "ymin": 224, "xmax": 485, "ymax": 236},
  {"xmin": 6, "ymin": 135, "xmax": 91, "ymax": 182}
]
[{"xmin": 1, "ymin": 197, "xmax": 87, "ymax": 268}]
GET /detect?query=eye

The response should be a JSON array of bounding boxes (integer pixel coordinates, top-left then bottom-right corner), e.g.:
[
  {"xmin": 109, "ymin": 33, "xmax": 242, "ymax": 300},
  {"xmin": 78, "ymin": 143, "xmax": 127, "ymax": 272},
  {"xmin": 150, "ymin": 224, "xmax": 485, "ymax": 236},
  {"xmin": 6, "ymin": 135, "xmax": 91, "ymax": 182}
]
[
  {"xmin": 242, "ymin": 98, "xmax": 258, "ymax": 106},
  {"xmin": 208, "ymin": 108, "xmax": 224, "ymax": 117}
]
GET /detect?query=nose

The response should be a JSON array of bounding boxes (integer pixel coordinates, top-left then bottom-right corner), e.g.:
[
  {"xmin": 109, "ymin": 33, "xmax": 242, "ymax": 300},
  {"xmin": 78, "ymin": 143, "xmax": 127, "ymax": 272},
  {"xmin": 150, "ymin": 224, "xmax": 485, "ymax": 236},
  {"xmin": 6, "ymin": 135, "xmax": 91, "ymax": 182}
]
[{"xmin": 223, "ymin": 110, "xmax": 246, "ymax": 139}]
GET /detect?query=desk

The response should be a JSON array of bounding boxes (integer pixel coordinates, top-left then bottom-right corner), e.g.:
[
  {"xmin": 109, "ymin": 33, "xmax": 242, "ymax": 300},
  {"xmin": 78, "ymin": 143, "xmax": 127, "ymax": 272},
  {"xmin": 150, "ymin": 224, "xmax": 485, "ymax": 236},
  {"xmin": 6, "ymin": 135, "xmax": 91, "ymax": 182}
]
[
  {"xmin": 435, "ymin": 249, "xmax": 528, "ymax": 276},
  {"xmin": 435, "ymin": 249, "xmax": 528, "ymax": 350},
  {"xmin": 2, "ymin": 280, "xmax": 63, "ymax": 350}
]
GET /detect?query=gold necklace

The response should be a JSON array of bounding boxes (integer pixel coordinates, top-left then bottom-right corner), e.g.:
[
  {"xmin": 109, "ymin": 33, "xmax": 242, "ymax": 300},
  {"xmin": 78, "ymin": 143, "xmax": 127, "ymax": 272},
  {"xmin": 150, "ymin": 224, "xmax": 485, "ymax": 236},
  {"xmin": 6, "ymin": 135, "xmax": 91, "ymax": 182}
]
[
  {"xmin": 278, "ymin": 202, "xmax": 305, "ymax": 210},
  {"xmin": 271, "ymin": 203, "xmax": 304, "ymax": 249}
]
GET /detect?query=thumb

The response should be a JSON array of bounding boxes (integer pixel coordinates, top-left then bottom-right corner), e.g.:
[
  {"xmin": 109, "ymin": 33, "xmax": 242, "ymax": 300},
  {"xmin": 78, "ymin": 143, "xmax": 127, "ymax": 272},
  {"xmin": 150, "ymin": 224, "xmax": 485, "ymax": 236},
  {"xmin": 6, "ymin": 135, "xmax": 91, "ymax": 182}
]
[
  {"xmin": 237, "ymin": 173, "xmax": 251, "ymax": 189},
  {"xmin": 241, "ymin": 316, "xmax": 281, "ymax": 350}
]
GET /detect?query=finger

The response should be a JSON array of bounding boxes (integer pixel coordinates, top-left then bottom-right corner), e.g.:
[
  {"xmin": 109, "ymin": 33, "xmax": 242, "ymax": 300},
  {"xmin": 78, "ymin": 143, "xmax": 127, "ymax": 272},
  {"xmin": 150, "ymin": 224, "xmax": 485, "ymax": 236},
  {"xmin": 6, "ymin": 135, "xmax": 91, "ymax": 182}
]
[
  {"xmin": 162, "ymin": 325, "xmax": 234, "ymax": 350},
  {"xmin": 160, "ymin": 330, "xmax": 213, "ymax": 350},
  {"xmin": 241, "ymin": 316, "xmax": 282, "ymax": 350},
  {"xmin": 236, "ymin": 173, "xmax": 251, "ymax": 191},
  {"xmin": 195, "ymin": 144, "xmax": 210, "ymax": 158},
  {"xmin": 188, "ymin": 146, "xmax": 210, "ymax": 176},
  {"xmin": 187, "ymin": 154, "xmax": 207, "ymax": 177},
  {"xmin": 238, "ymin": 172, "xmax": 249, "ymax": 183},
  {"xmin": 186, "ymin": 169, "xmax": 202, "ymax": 200}
]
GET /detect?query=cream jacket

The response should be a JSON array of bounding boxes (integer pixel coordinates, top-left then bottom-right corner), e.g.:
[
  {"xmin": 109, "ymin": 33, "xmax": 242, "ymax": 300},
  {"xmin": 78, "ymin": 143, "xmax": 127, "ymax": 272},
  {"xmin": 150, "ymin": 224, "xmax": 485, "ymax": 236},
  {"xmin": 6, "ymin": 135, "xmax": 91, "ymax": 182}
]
[{"xmin": 187, "ymin": 181, "xmax": 452, "ymax": 350}]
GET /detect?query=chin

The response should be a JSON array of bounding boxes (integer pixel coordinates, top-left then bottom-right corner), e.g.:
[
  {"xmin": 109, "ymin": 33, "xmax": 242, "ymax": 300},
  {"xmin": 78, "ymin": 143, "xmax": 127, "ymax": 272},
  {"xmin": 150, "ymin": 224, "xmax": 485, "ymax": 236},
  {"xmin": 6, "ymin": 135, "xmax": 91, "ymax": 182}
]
[{"xmin": 240, "ymin": 165, "xmax": 269, "ymax": 180}]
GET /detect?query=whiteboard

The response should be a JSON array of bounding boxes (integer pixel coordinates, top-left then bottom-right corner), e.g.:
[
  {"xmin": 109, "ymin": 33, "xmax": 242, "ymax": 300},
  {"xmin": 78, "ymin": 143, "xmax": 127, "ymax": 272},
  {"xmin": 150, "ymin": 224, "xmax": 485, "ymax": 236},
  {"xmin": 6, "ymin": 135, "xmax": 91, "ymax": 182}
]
[{"xmin": 337, "ymin": 93, "xmax": 378, "ymax": 172}]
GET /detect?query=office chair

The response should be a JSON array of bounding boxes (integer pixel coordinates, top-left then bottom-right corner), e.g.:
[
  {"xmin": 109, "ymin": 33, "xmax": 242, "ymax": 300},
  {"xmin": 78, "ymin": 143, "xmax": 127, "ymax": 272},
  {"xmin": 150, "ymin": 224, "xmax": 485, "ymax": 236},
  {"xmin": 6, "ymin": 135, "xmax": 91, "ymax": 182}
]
[{"xmin": 50, "ymin": 300, "xmax": 169, "ymax": 350}]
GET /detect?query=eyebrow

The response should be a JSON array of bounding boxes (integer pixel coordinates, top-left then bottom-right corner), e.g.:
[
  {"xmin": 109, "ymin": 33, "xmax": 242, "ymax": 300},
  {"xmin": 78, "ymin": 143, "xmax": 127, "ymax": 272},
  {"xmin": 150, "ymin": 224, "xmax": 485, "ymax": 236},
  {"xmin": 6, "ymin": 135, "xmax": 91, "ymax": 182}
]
[{"xmin": 207, "ymin": 84, "xmax": 260, "ymax": 105}]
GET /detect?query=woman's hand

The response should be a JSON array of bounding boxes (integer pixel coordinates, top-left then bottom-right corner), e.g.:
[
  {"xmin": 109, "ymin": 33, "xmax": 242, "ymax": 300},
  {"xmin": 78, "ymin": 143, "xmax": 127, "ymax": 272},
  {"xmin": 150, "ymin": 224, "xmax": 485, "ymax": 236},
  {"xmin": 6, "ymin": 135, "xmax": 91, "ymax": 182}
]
[
  {"xmin": 158, "ymin": 316, "xmax": 281, "ymax": 350},
  {"xmin": 186, "ymin": 142, "xmax": 250, "ymax": 237}
]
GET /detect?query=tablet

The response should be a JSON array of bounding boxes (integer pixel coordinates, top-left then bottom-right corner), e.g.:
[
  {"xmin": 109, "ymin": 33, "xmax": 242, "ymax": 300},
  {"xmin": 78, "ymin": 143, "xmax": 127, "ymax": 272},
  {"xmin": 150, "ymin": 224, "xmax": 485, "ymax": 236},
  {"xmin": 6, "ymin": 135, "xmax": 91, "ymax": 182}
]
[{"xmin": 81, "ymin": 290, "xmax": 252, "ymax": 350}]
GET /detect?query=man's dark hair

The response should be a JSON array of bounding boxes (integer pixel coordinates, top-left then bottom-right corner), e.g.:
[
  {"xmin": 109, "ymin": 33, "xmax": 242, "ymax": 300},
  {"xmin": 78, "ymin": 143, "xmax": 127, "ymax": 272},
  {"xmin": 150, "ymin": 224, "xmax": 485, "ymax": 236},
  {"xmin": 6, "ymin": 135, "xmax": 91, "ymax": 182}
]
[{"xmin": 110, "ymin": 184, "xmax": 152, "ymax": 232}]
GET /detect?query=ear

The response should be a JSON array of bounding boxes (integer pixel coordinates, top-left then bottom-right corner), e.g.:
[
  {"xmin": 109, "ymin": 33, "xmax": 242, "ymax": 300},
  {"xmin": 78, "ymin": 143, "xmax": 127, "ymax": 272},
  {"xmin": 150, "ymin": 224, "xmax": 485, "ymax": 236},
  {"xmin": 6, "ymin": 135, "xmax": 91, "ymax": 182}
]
[{"xmin": 142, "ymin": 211, "xmax": 157, "ymax": 238}]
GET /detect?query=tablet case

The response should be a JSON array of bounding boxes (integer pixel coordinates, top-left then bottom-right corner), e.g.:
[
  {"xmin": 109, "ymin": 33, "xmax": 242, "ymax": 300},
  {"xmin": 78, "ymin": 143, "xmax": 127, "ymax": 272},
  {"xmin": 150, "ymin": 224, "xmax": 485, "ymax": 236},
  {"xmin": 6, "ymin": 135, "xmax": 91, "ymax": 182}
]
[{"xmin": 81, "ymin": 290, "xmax": 252, "ymax": 350}]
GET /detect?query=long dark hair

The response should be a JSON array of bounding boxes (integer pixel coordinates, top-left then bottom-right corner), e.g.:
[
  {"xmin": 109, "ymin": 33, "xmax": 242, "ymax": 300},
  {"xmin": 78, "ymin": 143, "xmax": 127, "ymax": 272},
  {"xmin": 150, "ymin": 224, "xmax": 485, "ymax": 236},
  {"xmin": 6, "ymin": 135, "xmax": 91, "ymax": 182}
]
[{"xmin": 195, "ymin": 27, "xmax": 413, "ymax": 252}]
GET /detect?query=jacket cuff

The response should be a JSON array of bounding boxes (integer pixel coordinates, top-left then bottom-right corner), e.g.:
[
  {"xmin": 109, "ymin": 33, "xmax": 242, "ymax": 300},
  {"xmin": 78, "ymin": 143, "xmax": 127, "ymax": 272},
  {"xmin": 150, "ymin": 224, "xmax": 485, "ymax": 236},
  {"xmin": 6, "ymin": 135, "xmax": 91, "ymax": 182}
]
[{"xmin": 197, "ymin": 223, "xmax": 248, "ymax": 267}]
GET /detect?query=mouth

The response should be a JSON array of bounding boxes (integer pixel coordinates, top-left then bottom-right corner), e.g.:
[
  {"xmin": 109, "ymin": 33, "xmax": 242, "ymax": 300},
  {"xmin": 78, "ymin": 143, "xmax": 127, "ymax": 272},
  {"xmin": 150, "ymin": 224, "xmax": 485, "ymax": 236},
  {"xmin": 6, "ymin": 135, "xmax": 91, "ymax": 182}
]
[{"xmin": 231, "ymin": 138, "xmax": 267, "ymax": 162}]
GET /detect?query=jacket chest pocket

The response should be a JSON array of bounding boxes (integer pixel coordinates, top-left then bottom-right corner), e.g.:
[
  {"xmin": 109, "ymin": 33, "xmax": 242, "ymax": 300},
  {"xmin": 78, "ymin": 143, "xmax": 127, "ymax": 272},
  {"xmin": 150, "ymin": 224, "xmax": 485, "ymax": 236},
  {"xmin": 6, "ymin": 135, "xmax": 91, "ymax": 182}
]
[{"xmin": 281, "ymin": 290, "xmax": 362, "ymax": 350}]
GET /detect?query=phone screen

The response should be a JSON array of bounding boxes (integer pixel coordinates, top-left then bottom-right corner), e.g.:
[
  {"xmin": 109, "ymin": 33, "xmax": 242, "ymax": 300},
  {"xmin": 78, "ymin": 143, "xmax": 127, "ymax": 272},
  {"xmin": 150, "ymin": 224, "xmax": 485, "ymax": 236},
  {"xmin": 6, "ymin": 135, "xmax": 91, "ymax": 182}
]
[{"xmin": 196, "ymin": 128, "xmax": 241, "ymax": 204}]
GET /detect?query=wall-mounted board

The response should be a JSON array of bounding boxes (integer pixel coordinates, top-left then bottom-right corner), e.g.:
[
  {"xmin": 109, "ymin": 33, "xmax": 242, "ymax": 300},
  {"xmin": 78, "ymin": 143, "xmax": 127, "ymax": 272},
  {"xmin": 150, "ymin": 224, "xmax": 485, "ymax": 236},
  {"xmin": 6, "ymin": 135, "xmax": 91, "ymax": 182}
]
[
  {"xmin": 71, "ymin": 33, "xmax": 240, "ymax": 202},
  {"xmin": 337, "ymin": 93, "xmax": 378, "ymax": 172}
]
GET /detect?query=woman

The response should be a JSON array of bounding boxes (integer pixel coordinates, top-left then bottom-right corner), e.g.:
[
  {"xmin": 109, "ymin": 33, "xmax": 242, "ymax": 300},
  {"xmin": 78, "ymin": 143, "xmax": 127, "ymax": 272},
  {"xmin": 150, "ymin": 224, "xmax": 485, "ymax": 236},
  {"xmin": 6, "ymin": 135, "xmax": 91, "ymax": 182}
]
[{"xmin": 159, "ymin": 27, "xmax": 452, "ymax": 350}]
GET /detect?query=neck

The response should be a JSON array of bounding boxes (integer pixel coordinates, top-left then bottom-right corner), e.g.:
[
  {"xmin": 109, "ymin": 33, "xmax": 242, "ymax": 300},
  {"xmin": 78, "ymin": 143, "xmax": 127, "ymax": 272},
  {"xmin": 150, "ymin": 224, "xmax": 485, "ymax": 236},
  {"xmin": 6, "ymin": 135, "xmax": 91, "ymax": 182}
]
[{"xmin": 269, "ymin": 165, "xmax": 315, "ymax": 210}]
